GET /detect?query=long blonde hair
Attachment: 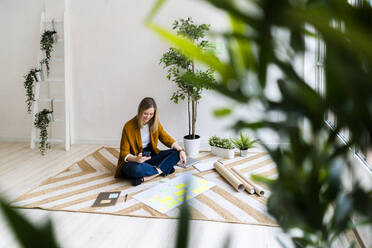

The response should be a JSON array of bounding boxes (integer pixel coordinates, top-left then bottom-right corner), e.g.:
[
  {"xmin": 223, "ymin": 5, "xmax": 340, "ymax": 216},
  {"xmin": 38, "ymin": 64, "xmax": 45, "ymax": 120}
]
[{"xmin": 137, "ymin": 97, "xmax": 159, "ymax": 132}]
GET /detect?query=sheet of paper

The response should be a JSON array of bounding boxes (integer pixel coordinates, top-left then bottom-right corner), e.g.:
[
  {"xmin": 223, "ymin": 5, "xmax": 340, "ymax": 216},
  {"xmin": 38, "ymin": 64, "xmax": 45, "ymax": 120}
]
[
  {"xmin": 193, "ymin": 158, "xmax": 218, "ymax": 172},
  {"xmin": 133, "ymin": 174, "xmax": 215, "ymax": 213}
]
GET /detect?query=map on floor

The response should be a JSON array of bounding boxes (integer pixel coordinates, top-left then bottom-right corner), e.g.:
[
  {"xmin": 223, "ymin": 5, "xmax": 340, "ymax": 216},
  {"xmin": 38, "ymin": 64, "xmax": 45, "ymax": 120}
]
[
  {"xmin": 92, "ymin": 191, "xmax": 121, "ymax": 207},
  {"xmin": 133, "ymin": 174, "xmax": 215, "ymax": 213}
]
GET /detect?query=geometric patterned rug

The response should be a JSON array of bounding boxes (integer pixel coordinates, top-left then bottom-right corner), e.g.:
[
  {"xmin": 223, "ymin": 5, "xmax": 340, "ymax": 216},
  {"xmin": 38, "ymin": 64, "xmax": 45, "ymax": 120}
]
[{"xmin": 11, "ymin": 147, "xmax": 278, "ymax": 226}]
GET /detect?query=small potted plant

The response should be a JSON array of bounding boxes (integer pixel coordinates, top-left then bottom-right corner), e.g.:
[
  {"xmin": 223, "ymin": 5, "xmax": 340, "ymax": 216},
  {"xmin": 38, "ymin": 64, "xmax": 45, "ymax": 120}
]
[
  {"xmin": 209, "ymin": 136, "xmax": 235, "ymax": 159},
  {"xmin": 231, "ymin": 132, "xmax": 257, "ymax": 157}
]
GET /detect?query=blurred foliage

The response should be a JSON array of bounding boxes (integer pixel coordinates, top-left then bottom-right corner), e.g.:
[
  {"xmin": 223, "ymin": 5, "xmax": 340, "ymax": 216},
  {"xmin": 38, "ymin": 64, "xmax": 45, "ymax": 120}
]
[
  {"xmin": 160, "ymin": 17, "xmax": 215, "ymax": 138},
  {"xmin": 147, "ymin": 0, "xmax": 372, "ymax": 247},
  {"xmin": 175, "ymin": 189, "xmax": 191, "ymax": 248},
  {"xmin": 231, "ymin": 132, "xmax": 257, "ymax": 150},
  {"xmin": 0, "ymin": 197, "xmax": 60, "ymax": 248}
]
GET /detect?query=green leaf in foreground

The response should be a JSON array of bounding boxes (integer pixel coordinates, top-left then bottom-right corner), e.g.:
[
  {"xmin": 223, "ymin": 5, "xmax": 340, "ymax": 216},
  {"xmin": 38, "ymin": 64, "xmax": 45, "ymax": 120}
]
[
  {"xmin": 213, "ymin": 108, "xmax": 232, "ymax": 117},
  {"xmin": 0, "ymin": 198, "xmax": 60, "ymax": 248},
  {"xmin": 175, "ymin": 188, "xmax": 190, "ymax": 248}
]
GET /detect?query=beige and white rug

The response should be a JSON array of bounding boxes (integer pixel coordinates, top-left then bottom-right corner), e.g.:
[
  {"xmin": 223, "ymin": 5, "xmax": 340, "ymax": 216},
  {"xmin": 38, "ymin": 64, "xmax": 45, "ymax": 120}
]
[{"xmin": 12, "ymin": 147, "xmax": 278, "ymax": 226}]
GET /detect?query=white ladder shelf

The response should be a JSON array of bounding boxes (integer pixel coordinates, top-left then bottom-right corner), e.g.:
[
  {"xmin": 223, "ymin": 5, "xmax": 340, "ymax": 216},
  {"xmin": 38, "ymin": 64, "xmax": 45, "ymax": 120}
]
[{"xmin": 30, "ymin": 12, "xmax": 71, "ymax": 152}]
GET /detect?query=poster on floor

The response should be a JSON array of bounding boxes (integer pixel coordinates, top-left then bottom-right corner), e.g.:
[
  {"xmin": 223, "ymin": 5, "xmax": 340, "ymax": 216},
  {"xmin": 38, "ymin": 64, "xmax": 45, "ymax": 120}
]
[{"xmin": 133, "ymin": 174, "xmax": 215, "ymax": 213}]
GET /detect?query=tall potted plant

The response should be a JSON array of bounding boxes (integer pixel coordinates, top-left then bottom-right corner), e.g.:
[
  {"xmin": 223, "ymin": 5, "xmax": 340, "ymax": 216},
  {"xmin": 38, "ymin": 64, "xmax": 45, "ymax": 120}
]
[{"xmin": 160, "ymin": 17, "xmax": 215, "ymax": 157}]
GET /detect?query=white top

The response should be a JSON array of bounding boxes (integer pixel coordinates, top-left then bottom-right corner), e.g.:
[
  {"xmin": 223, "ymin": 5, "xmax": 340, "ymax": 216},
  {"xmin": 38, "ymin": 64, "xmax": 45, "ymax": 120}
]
[
  {"xmin": 124, "ymin": 124, "xmax": 178, "ymax": 163},
  {"xmin": 140, "ymin": 124, "xmax": 151, "ymax": 148}
]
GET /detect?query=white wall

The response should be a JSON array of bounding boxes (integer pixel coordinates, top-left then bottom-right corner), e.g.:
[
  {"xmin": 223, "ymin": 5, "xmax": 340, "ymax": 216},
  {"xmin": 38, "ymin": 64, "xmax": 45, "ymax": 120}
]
[
  {"xmin": 67, "ymin": 0, "xmax": 269, "ymax": 147},
  {"xmin": 0, "ymin": 0, "xmax": 44, "ymax": 141},
  {"xmin": 0, "ymin": 0, "xmax": 279, "ymax": 147},
  {"xmin": 0, "ymin": 0, "xmax": 64, "ymax": 142}
]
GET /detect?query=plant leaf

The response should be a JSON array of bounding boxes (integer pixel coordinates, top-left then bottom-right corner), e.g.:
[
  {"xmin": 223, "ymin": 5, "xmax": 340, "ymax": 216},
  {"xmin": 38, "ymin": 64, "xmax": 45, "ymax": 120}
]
[
  {"xmin": 213, "ymin": 107, "xmax": 232, "ymax": 117},
  {"xmin": 0, "ymin": 198, "xmax": 60, "ymax": 248},
  {"xmin": 146, "ymin": 22, "xmax": 237, "ymax": 83},
  {"xmin": 175, "ymin": 188, "xmax": 191, "ymax": 248},
  {"xmin": 144, "ymin": 0, "xmax": 168, "ymax": 24}
]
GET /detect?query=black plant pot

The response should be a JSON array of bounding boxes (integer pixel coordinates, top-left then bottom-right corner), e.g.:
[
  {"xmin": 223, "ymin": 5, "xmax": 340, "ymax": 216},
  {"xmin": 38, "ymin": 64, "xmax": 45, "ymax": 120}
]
[{"xmin": 183, "ymin": 134, "xmax": 200, "ymax": 140}]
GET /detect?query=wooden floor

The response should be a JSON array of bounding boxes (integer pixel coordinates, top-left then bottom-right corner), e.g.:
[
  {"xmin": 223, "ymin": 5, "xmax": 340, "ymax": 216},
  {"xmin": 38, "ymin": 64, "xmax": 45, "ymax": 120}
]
[{"xmin": 0, "ymin": 142, "xmax": 358, "ymax": 248}]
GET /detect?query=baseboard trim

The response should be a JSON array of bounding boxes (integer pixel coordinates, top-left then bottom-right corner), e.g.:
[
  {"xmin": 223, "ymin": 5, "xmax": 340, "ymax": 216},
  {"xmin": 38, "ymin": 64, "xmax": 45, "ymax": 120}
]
[
  {"xmin": 71, "ymin": 139, "xmax": 120, "ymax": 146},
  {"xmin": 0, "ymin": 137, "xmax": 288, "ymax": 148},
  {"xmin": 0, "ymin": 137, "xmax": 30, "ymax": 142}
]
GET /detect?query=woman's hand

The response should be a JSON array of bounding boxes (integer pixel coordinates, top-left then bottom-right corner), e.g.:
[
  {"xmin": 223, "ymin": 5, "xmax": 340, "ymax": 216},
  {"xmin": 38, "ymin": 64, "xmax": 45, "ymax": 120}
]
[
  {"xmin": 179, "ymin": 150, "xmax": 187, "ymax": 164},
  {"xmin": 135, "ymin": 153, "xmax": 151, "ymax": 163}
]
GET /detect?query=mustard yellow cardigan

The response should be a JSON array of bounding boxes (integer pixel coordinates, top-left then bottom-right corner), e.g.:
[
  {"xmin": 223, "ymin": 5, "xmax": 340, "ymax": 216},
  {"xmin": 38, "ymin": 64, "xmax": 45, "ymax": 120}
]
[{"xmin": 115, "ymin": 116, "xmax": 175, "ymax": 178}]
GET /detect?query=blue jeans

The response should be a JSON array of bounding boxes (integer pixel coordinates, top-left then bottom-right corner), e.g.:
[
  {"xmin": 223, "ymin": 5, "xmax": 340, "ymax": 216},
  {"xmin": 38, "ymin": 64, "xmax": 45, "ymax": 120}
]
[{"xmin": 122, "ymin": 149, "xmax": 180, "ymax": 179}]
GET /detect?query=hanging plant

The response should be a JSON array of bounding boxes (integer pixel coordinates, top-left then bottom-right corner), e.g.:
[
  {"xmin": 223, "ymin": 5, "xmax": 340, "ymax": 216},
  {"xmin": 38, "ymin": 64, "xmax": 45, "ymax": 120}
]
[
  {"xmin": 40, "ymin": 58, "xmax": 49, "ymax": 78},
  {"xmin": 34, "ymin": 109, "xmax": 53, "ymax": 155},
  {"xmin": 40, "ymin": 30, "xmax": 57, "ymax": 75},
  {"xmin": 23, "ymin": 68, "xmax": 41, "ymax": 113}
]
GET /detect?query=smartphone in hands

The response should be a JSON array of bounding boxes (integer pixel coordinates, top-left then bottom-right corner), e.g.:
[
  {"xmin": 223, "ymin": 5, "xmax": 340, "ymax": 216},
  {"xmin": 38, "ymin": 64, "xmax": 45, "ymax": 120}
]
[{"xmin": 142, "ymin": 151, "xmax": 151, "ymax": 157}]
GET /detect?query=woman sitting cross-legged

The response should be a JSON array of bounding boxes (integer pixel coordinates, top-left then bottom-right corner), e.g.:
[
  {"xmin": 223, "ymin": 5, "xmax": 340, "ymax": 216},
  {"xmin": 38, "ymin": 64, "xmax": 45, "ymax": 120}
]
[{"xmin": 114, "ymin": 97, "xmax": 187, "ymax": 186}]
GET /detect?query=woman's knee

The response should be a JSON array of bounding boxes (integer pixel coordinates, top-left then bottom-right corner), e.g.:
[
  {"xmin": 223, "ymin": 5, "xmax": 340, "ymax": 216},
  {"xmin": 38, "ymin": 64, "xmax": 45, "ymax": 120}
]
[
  {"xmin": 165, "ymin": 149, "xmax": 179, "ymax": 156},
  {"xmin": 122, "ymin": 163, "xmax": 143, "ymax": 178},
  {"xmin": 170, "ymin": 149, "xmax": 180, "ymax": 158},
  {"xmin": 131, "ymin": 166, "xmax": 144, "ymax": 176},
  {"xmin": 123, "ymin": 162, "xmax": 159, "ymax": 178},
  {"xmin": 167, "ymin": 150, "xmax": 180, "ymax": 166}
]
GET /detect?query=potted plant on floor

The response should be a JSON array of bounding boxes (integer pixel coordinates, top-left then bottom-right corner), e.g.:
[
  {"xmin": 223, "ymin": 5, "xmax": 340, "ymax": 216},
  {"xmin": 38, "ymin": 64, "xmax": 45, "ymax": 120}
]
[
  {"xmin": 231, "ymin": 133, "xmax": 257, "ymax": 157},
  {"xmin": 209, "ymin": 136, "xmax": 235, "ymax": 159},
  {"xmin": 160, "ymin": 17, "xmax": 215, "ymax": 157}
]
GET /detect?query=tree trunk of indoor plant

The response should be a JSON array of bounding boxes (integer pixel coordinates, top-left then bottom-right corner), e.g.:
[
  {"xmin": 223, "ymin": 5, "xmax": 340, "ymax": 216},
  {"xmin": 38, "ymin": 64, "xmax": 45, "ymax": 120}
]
[
  {"xmin": 192, "ymin": 99, "xmax": 197, "ymax": 139},
  {"xmin": 184, "ymin": 98, "xmax": 200, "ymax": 157},
  {"xmin": 187, "ymin": 95, "xmax": 191, "ymax": 137}
]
